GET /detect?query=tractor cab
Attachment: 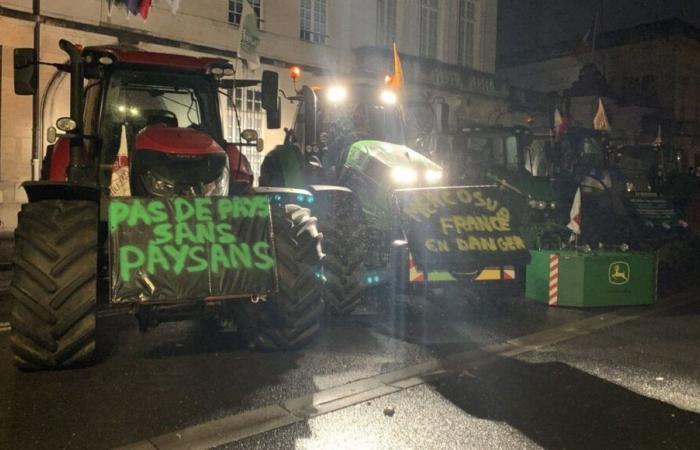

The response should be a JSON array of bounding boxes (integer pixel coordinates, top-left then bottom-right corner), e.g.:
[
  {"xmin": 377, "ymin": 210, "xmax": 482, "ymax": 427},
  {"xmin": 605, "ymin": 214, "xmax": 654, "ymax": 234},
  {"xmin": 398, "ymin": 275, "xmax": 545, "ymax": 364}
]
[
  {"xmin": 610, "ymin": 143, "xmax": 686, "ymax": 193},
  {"xmin": 288, "ymin": 80, "xmax": 408, "ymax": 178},
  {"xmin": 450, "ymin": 126, "xmax": 533, "ymax": 184},
  {"xmin": 19, "ymin": 42, "xmax": 280, "ymax": 198},
  {"xmin": 552, "ymin": 127, "xmax": 610, "ymax": 181}
]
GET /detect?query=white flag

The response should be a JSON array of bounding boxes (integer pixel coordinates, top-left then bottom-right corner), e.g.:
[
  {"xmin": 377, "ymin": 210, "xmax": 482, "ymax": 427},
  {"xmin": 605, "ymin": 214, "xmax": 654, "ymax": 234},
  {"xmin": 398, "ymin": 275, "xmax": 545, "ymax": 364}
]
[
  {"xmin": 553, "ymin": 108, "xmax": 567, "ymax": 137},
  {"xmin": 567, "ymin": 187, "xmax": 582, "ymax": 236},
  {"xmin": 238, "ymin": 0, "xmax": 261, "ymax": 70},
  {"xmin": 164, "ymin": 0, "xmax": 180, "ymax": 14},
  {"xmin": 653, "ymin": 124, "xmax": 663, "ymax": 146},
  {"xmin": 110, "ymin": 125, "xmax": 131, "ymax": 197},
  {"xmin": 593, "ymin": 98, "xmax": 610, "ymax": 131}
]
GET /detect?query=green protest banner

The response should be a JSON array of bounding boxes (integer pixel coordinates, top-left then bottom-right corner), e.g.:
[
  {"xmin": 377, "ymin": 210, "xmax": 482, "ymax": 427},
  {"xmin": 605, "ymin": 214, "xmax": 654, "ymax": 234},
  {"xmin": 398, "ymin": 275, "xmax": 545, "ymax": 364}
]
[
  {"xmin": 394, "ymin": 186, "xmax": 531, "ymax": 273},
  {"xmin": 109, "ymin": 196, "xmax": 276, "ymax": 303}
]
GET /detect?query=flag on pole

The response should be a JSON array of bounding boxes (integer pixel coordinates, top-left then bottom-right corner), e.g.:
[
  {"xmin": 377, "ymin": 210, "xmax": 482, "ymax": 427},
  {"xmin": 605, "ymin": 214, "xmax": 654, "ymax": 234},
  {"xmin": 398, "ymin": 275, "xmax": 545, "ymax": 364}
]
[
  {"xmin": 238, "ymin": 0, "xmax": 261, "ymax": 70},
  {"xmin": 387, "ymin": 43, "xmax": 404, "ymax": 91},
  {"xmin": 164, "ymin": 0, "xmax": 180, "ymax": 14},
  {"xmin": 593, "ymin": 98, "xmax": 610, "ymax": 131},
  {"xmin": 126, "ymin": 0, "xmax": 141, "ymax": 15},
  {"xmin": 553, "ymin": 108, "xmax": 568, "ymax": 138},
  {"xmin": 653, "ymin": 124, "xmax": 663, "ymax": 146},
  {"xmin": 110, "ymin": 125, "xmax": 131, "ymax": 197},
  {"xmin": 567, "ymin": 187, "xmax": 582, "ymax": 236},
  {"xmin": 139, "ymin": 0, "xmax": 152, "ymax": 19}
]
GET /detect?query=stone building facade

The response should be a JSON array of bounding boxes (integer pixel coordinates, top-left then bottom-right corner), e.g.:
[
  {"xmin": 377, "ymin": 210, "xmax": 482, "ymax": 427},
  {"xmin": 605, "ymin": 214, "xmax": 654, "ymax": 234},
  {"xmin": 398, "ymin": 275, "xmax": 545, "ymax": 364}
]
[
  {"xmin": 0, "ymin": 0, "xmax": 548, "ymax": 231},
  {"xmin": 499, "ymin": 18, "xmax": 700, "ymax": 168}
]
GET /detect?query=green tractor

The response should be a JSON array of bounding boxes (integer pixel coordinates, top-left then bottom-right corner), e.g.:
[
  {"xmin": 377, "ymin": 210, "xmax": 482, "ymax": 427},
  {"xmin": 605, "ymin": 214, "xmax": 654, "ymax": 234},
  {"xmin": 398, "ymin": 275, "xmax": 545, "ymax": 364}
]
[
  {"xmin": 447, "ymin": 125, "xmax": 570, "ymax": 248},
  {"xmin": 260, "ymin": 80, "xmax": 531, "ymax": 312},
  {"xmin": 446, "ymin": 124, "xmax": 663, "ymax": 249},
  {"xmin": 610, "ymin": 142, "xmax": 697, "ymax": 221}
]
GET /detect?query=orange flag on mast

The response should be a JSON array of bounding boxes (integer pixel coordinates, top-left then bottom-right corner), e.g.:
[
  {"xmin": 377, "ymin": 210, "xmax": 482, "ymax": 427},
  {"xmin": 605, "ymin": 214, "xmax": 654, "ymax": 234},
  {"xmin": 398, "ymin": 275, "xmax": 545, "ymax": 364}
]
[{"xmin": 388, "ymin": 43, "xmax": 404, "ymax": 91}]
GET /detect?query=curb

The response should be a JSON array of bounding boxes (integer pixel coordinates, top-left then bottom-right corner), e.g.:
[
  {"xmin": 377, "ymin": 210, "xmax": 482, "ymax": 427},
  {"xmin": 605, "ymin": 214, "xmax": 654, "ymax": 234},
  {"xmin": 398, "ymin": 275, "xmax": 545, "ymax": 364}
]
[{"xmin": 115, "ymin": 288, "xmax": 700, "ymax": 450}]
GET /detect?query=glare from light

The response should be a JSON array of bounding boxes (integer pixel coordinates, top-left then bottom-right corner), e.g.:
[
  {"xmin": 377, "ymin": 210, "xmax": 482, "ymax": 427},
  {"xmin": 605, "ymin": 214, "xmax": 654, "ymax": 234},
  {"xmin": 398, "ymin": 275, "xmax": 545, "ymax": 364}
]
[
  {"xmin": 129, "ymin": 107, "xmax": 140, "ymax": 116},
  {"xmin": 391, "ymin": 166, "xmax": 418, "ymax": 184},
  {"xmin": 327, "ymin": 85, "xmax": 348, "ymax": 104},
  {"xmin": 425, "ymin": 169, "xmax": 443, "ymax": 183},
  {"xmin": 380, "ymin": 89, "xmax": 398, "ymax": 105},
  {"xmin": 117, "ymin": 105, "xmax": 127, "ymax": 113}
]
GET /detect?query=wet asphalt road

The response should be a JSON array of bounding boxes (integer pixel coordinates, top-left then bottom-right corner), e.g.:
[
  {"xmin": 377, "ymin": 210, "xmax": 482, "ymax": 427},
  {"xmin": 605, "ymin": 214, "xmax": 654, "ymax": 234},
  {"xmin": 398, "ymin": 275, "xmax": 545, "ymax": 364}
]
[{"xmin": 0, "ymin": 272, "xmax": 699, "ymax": 449}]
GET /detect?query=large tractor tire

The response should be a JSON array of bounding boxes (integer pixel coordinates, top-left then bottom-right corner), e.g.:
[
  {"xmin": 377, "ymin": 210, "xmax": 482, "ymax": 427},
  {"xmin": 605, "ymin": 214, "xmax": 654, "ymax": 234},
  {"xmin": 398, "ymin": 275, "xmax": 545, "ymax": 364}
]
[
  {"xmin": 316, "ymin": 196, "xmax": 367, "ymax": 315},
  {"xmin": 10, "ymin": 200, "xmax": 98, "ymax": 370},
  {"xmin": 241, "ymin": 204, "xmax": 324, "ymax": 351}
]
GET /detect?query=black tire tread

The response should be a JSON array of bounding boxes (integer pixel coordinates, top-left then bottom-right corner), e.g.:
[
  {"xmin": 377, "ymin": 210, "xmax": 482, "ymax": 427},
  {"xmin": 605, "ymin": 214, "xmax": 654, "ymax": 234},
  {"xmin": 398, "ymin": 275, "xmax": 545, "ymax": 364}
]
[
  {"xmin": 316, "ymin": 197, "xmax": 367, "ymax": 315},
  {"xmin": 9, "ymin": 200, "xmax": 97, "ymax": 371},
  {"xmin": 241, "ymin": 204, "xmax": 324, "ymax": 351}
]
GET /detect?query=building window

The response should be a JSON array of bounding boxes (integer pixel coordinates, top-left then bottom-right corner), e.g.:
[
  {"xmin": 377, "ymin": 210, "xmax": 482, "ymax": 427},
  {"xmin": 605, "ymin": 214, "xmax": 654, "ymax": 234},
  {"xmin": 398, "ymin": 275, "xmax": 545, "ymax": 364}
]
[
  {"xmin": 224, "ymin": 87, "xmax": 264, "ymax": 182},
  {"xmin": 300, "ymin": 0, "xmax": 327, "ymax": 44},
  {"xmin": 458, "ymin": 0, "xmax": 476, "ymax": 66},
  {"xmin": 377, "ymin": 0, "xmax": 397, "ymax": 47},
  {"xmin": 228, "ymin": 0, "xmax": 261, "ymax": 27},
  {"xmin": 420, "ymin": 0, "xmax": 439, "ymax": 59}
]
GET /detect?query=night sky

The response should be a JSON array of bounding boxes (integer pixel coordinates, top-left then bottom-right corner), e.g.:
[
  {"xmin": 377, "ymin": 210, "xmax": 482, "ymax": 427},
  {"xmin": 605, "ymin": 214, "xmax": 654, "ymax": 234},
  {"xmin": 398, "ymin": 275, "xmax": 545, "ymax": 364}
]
[{"xmin": 498, "ymin": 0, "xmax": 700, "ymax": 60}]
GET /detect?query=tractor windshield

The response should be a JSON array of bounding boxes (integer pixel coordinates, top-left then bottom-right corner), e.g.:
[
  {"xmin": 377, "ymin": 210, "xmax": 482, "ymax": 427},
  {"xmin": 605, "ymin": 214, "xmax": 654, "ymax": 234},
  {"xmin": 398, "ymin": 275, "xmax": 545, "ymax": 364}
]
[
  {"xmin": 317, "ymin": 89, "xmax": 406, "ymax": 172},
  {"xmin": 99, "ymin": 69, "xmax": 221, "ymax": 178},
  {"xmin": 320, "ymin": 101, "xmax": 405, "ymax": 145}
]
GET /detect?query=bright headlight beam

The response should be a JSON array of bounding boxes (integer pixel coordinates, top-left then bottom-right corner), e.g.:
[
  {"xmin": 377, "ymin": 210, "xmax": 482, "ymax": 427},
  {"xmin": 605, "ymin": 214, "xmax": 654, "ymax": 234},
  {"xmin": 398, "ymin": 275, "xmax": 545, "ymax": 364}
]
[
  {"xmin": 380, "ymin": 89, "xmax": 398, "ymax": 105},
  {"xmin": 425, "ymin": 169, "xmax": 443, "ymax": 183},
  {"xmin": 391, "ymin": 166, "xmax": 418, "ymax": 184},
  {"xmin": 327, "ymin": 85, "xmax": 348, "ymax": 104}
]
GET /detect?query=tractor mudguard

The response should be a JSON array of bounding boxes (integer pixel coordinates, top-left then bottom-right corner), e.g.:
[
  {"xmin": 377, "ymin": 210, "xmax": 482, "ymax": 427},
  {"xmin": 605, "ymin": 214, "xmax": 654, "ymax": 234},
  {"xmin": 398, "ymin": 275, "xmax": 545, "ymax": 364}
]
[
  {"xmin": 22, "ymin": 181, "xmax": 100, "ymax": 203},
  {"xmin": 304, "ymin": 185, "xmax": 355, "ymax": 209},
  {"xmin": 45, "ymin": 137, "xmax": 71, "ymax": 181}
]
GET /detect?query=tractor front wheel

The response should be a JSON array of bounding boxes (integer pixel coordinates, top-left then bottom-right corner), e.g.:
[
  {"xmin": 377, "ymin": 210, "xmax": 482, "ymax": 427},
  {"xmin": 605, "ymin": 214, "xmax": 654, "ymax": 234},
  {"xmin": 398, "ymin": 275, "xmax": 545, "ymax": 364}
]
[
  {"xmin": 10, "ymin": 200, "xmax": 98, "ymax": 370},
  {"xmin": 241, "ymin": 204, "xmax": 324, "ymax": 351},
  {"xmin": 317, "ymin": 196, "xmax": 367, "ymax": 316}
]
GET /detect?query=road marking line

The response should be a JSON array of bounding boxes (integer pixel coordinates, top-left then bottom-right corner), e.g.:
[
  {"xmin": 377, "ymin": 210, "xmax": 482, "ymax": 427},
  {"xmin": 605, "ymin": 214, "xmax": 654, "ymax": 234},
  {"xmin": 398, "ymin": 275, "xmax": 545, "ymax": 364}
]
[
  {"xmin": 116, "ymin": 290, "xmax": 700, "ymax": 450},
  {"xmin": 0, "ymin": 322, "xmax": 10, "ymax": 333}
]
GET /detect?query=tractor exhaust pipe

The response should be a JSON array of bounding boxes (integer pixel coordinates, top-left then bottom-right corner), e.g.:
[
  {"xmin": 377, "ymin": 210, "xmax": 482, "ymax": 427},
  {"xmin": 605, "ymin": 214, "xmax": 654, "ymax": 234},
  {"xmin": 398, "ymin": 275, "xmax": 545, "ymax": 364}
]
[{"xmin": 58, "ymin": 39, "xmax": 85, "ymax": 182}]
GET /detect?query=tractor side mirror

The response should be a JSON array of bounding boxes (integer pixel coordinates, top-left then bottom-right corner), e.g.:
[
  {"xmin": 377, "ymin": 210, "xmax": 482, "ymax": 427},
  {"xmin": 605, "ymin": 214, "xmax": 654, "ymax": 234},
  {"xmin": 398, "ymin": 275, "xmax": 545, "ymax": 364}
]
[
  {"xmin": 301, "ymin": 85, "xmax": 318, "ymax": 146},
  {"xmin": 266, "ymin": 99, "xmax": 281, "ymax": 129},
  {"xmin": 261, "ymin": 70, "xmax": 279, "ymax": 112},
  {"xmin": 434, "ymin": 102, "xmax": 449, "ymax": 133},
  {"xmin": 14, "ymin": 48, "xmax": 37, "ymax": 95}
]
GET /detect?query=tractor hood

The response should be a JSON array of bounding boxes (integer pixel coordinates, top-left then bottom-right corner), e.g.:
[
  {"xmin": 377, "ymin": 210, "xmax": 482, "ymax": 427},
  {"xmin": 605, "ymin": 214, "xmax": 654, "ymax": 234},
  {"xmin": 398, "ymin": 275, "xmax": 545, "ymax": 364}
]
[
  {"xmin": 341, "ymin": 140, "xmax": 444, "ymax": 232},
  {"xmin": 130, "ymin": 126, "xmax": 229, "ymax": 197},
  {"xmin": 134, "ymin": 125, "xmax": 225, "ymax": 155},
  {"xmin": 344, "ymin": 140, "xmax": 442, "ymax": 184}
]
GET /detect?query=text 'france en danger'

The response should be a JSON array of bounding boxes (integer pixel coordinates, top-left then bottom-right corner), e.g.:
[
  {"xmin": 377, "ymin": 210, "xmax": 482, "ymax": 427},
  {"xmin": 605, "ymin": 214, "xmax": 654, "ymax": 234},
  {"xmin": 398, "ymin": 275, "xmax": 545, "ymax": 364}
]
[
  {"xmin": 400, "ymin": 188, "xmax": 527, "ymax": 253},
  {"xmin": 109, "ymin": 197, "xmax": 275, "ymax": 282}
]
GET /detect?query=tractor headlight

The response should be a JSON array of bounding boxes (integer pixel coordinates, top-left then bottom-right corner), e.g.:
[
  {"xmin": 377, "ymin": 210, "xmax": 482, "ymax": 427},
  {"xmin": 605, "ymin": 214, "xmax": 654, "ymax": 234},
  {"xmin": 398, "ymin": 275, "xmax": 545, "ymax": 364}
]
[
  {"xmin": 203, "ymin": 165, "xmax": 230, "ymax": 196},
  {"xmin": 380, "ymin": 89, "xmax": 398, "ymax": 105},
  {"xmin": 549, "ymin": 201, "xmax": 558, "ymax": 209},
  {"xmin": 528, "ymin": 199, "xmax": 548, "ymax": 210},
  {"xmin": 391, "ymin": 166, "xmax": 418, "ymax": 185},
  {"xmin": 142, "ymin": 171, "xmax": 176, "ymax": 197},
  {"xmin": 425, "ymin": 169, "xmax": 443, "ymax": 184},
  {"xmin": 327, "ymin": 85, "xmax": 348, "ymax": 104}
]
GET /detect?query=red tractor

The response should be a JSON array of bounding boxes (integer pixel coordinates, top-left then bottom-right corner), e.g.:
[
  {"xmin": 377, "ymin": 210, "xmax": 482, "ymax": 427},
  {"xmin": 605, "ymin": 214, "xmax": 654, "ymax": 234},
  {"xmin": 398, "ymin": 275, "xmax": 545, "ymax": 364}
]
[{"xmin": 10, "ymin": 40, "xmax": 324, "ymax": 370}]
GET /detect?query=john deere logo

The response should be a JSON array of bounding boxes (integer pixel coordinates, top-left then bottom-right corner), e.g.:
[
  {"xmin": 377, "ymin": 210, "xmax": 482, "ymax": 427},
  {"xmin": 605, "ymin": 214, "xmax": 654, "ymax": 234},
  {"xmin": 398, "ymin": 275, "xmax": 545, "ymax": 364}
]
[{"xmin": 609, "ymin": 262, "xmax": 630, "ymax": 285}]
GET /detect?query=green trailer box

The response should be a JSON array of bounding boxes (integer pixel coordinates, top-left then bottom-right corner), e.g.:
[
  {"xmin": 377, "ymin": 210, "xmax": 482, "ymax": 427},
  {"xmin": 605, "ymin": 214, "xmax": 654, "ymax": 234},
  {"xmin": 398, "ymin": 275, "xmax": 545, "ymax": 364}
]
[{"xmin": 526, "ymin": 250, "xmax": 656, "ymax": 307}]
